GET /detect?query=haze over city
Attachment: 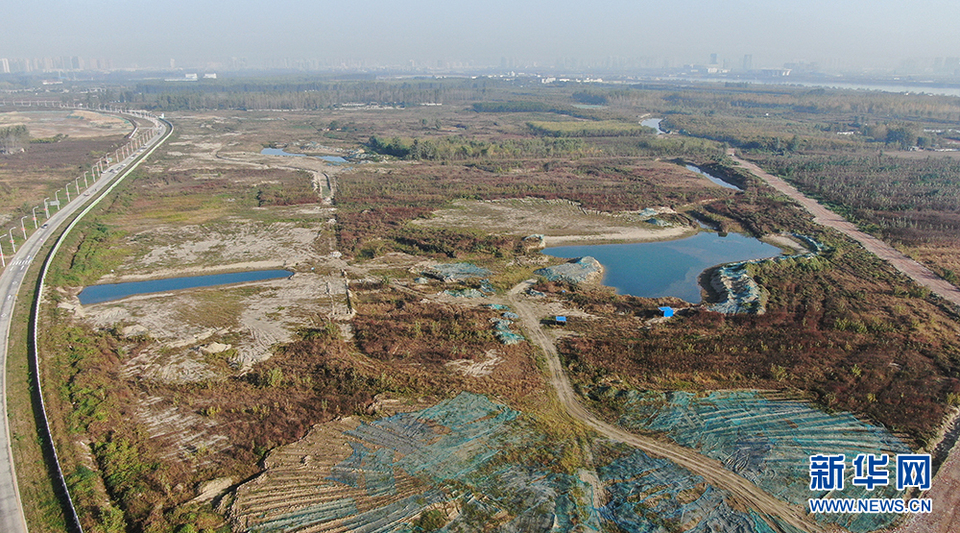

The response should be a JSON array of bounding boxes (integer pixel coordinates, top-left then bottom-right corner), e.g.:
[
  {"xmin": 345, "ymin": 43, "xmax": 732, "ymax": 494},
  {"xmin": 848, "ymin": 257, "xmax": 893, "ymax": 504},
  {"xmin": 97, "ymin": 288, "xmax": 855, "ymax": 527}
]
[{"xmin": 3, "ymin": 0, "xmax": 960, "ymax": 73}]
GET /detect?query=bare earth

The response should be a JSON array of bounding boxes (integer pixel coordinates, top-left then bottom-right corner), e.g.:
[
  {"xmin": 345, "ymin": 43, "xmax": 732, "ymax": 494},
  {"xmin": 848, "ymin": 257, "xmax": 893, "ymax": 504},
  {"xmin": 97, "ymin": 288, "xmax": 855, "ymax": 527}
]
[
  {"xmin": 416, "ymin": 197, "xmax": 692, "ymax": 245},
  {"xmin": 0, "ymin": 110, "xmax": 131, "ymax": 138}
]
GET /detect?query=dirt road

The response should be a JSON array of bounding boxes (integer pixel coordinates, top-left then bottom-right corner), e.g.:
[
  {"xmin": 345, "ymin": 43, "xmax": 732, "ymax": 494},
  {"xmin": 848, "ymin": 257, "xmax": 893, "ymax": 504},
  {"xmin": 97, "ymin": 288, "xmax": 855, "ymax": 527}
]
[
  {"xmin": 506, "ymin": 282, "xmax": 824, "ymax": 533},
  {"xmin": 728, "ymin": 152, "xmax": 960, "ymax": 308}
]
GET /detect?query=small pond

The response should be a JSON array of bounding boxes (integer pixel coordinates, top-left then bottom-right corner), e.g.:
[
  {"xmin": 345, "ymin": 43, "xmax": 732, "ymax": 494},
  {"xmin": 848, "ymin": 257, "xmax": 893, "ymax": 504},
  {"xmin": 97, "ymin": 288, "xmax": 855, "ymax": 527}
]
[
  {"xmin": 640, "ymin": 118, "xmax": 665, "ymax": 135},
  {"xmin": 260, "ymin": 147, "xmax": 347, "ymax": 163},
  {"xmin": 79, "ymin": 269, "xmax": 293, "ymax": 305},
  {"xmin": 685, "ymin": 164, "xmax": 741, "ymax": 190},
  {"xmin": 544, "ymin": 232, "xmax": 781, "ymax": 302}
]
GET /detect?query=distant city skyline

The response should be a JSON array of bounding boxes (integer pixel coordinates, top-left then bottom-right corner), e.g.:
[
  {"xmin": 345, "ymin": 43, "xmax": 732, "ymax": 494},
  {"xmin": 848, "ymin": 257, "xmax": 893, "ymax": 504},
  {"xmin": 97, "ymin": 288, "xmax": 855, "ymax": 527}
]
[{"xmin": 3, "ymin": 0, "xmax": 960, "ymax": 75}]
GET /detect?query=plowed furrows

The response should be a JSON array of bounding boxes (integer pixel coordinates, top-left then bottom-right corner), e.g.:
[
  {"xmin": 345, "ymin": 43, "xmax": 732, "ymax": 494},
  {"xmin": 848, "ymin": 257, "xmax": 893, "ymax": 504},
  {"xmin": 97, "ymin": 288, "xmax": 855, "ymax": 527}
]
[{"xmin": 240, "ymin": 486, "xmax": 365, "ymax": 515}]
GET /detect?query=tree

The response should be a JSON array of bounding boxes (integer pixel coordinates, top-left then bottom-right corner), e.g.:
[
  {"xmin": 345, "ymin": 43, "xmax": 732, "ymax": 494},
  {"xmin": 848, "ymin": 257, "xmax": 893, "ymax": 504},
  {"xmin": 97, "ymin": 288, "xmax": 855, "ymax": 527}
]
[{"xmin": 0, "ymin": 124, "xmax": 29, "ymax": 154}]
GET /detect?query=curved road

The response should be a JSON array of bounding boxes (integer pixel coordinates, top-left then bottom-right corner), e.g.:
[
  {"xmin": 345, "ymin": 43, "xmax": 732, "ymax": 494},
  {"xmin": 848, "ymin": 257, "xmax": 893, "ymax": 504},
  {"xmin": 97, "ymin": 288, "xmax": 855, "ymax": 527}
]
[
  {"xmin": 0, "ymin": 113, "xmax": 168, "ymax": 532},
  {"xmin": 506, "ymin": 282, "xmax": 824, "ymax": 533}
]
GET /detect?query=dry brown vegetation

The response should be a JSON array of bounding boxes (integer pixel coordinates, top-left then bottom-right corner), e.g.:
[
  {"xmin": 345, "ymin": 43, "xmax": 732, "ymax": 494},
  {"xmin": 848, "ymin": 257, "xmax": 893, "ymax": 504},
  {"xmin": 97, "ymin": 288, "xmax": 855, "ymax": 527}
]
[
  {"xmin": 554, "ymin": 235, "xmax": 960, "ymax": 444},
  {"xmin": 27, "ymin": 82, "xmax": 960, "ymax": 532},
  {"xmin": 336, "ymin": 158, "xmax": 736, "ymax": 256},
  {"xmin": 351, "ymin": 285, "xmax": 545, "ymax": 404}
]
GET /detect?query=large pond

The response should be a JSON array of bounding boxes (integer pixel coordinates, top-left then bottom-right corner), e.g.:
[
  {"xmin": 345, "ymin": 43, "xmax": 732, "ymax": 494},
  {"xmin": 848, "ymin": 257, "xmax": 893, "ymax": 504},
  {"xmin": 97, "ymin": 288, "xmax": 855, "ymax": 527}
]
[
  {"xmin": 260, "ymin": 147, "xmax": 347, "ymax": 163},
  {"xmin": 79, "ymin": 269, "xmax": 293, "ymax": 305},
  {"xmin": 544, "ymin": 232, "xmax": 781, "ymax": 302}
]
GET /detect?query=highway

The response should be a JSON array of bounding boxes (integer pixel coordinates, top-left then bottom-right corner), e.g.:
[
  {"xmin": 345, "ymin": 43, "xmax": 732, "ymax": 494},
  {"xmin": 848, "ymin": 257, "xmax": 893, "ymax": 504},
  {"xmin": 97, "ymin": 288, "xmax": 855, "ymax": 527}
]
[{"xmin": 0, "ymin": 113, "xmax": 169, "ymax": 532}]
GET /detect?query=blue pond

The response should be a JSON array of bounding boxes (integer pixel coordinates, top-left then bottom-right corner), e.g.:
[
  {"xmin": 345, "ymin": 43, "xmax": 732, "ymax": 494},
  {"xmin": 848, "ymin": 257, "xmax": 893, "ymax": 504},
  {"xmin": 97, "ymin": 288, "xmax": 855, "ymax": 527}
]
[
  {"xmin": 79, "ymin": 269, "xmax": 293, "ymax": 305},
  {"xmin": 544, "ymin": 232, "xmax": 781, "ymax": 302},
  {"xmin": 685, "ymin": 164, "xmax": 742, "ymax": 190},
  {"xmin": 260, "ymin": 147, "xmax": 347, "ymax": 163}
]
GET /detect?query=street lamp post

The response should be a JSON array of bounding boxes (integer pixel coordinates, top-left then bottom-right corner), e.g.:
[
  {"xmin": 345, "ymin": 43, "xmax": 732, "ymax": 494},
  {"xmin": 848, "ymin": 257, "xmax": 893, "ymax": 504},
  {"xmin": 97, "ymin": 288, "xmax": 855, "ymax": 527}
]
[
  {"xmin": 65, "ymin": 187, "xmax": 70, "ymax": 203},
  {"xmin": 54, "ymin": 190, "xmax": 60, "ymax": 207},
  {"xmin": 75, "ymin": 177, "xmax": 81, "ymax": 195},
  {"xmin": 20, "ymin": 217, "xmax": 27, "ymax": 239},
  {"xmin": 0, "ymin": 245, "xmax": 5, "ymax": 268},
  {"xmin": 8, "ymin": 229, "xmax": 15, "ymax": 254},
  {"xmin": 83, "ymin": 172, "xmax": 89, "ymax": 188},
  {"xmin": 43, "ymin": 198, "xmax": 50, "ymax": 219},
  {"xmin": 31, "ymin": 207, "xmax": 38, "ymax": 229}
]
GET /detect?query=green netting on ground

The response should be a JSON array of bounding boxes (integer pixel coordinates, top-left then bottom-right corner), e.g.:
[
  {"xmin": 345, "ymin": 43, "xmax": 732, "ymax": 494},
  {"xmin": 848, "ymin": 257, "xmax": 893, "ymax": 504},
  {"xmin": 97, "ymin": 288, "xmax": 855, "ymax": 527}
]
[
  {"xmin": 707, "ymin": 261, "xmax": 765, "ymax": 314},
  {"xmin": 424, "ymin": 263, "xmax": 493, "ymax": 282},
  {"xmin": 443, "ymin": 288, "xmax": 485, "ymax": 298},
  {"xmin": 617, "ymin": 389, "xmax": 909, "ymax": 532},
  {"xmin": 250, "ymin": 393, "xmax": 600, "ymax": 533},
  {"xmin": 708, "ymin": 235, "xmax": 824, "ymax": 315},
  {"xmin": 250, "ymin": 391, "xmax": 876, "ymax": 533},
  {"xmin": 328, "ymin": 442, "xmax": 398, "ymax": 497},
  {"xmin": 336, "ymin": 491, "xmax": 448, "ymax": 533},
  {"xmin": 492, "ymin": 318, "xmax": 525, "ymax": 345},
  {"xmin": 598, "ymin": 447, "xmax": 803, "ymax": 533},
  {"xmin": 479, "ymin": 279, "xmax": 496, "ymax": 294},
  {"xmin": 535, "ymin": 256, "xmax": 602, "ymax": 284}
]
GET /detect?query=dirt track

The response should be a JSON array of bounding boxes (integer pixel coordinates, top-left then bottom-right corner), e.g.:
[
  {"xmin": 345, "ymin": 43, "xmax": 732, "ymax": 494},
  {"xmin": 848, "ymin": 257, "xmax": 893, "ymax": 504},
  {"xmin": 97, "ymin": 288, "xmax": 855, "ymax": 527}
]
[
  {"xmin": 507, "ymin": 281, "xmax": 824, "ymax": 533},
  {"xmin": 728, "ymin": 152, "xmax": 960, "ymax": 308}
]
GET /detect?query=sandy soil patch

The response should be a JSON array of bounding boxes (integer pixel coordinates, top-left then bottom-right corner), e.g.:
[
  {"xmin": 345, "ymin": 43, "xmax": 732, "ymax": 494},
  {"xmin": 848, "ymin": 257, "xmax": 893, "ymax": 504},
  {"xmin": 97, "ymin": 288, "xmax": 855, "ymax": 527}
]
[
  {"xmin": 415, "ymin": 198, "xmax": 693, "ymax": 245},
  {"xmin": 80, "ymin": 272, "xmax": 350, "ymax": 378},
  {"xmin": 0, "ymin": 110, "xmax": 131, "ymax": 138},
  {"xmin": 445, "ymin": 349, "xmax": 503, "ymax": 377},
  {"xmin": 135, "ymin": 395, "xmax": 233, "ymax": 466},
  {"xmin": 101, "ymin": 216, "xmax": 337, "ymax": 281},
  {"xmin": 761, "ymin": 233, "xmax": 806, "ymax": 254}
]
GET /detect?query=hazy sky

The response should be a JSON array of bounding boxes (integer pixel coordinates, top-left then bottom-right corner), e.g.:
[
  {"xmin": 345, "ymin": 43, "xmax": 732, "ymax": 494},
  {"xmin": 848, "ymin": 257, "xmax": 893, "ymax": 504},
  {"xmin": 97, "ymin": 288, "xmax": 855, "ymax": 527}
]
[{"xmin": 3, "ymin": 0, "xmax": 959, "ymax": 69}]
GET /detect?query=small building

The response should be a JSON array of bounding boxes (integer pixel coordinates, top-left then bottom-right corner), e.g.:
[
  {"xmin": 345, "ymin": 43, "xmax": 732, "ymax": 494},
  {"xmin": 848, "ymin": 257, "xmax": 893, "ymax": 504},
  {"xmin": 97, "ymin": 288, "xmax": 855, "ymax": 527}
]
[
  {"xmin": 555, "ymin": 316, "xmax": 567, "ymax": 326},
  {"xmin": 658, "ymin": 307, "xmax": 675, "ymax": 318}
]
